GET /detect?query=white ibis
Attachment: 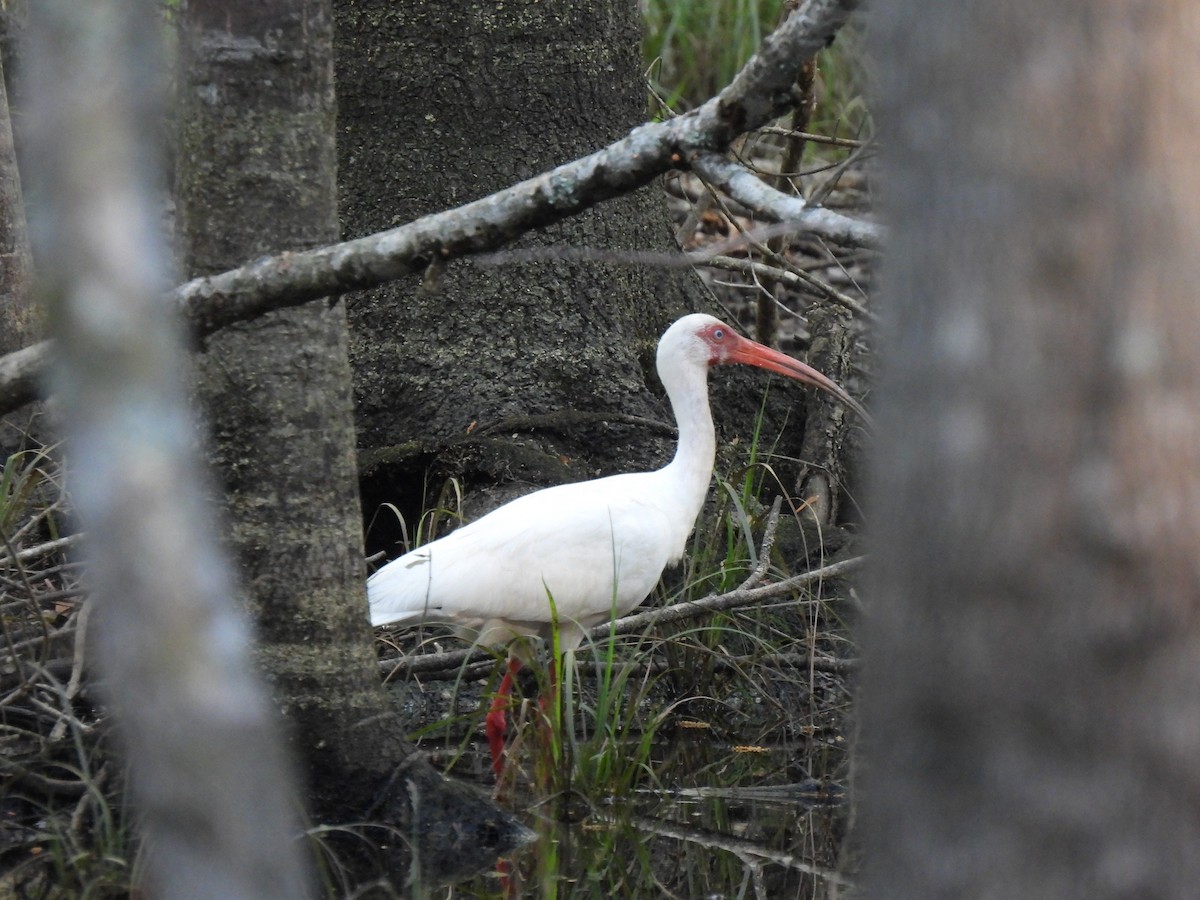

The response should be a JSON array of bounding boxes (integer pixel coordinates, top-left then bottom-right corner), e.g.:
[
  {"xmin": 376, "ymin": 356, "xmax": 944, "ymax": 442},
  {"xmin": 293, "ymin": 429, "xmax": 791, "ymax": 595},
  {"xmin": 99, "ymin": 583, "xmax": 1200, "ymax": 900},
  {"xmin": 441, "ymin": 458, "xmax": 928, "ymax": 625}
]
[{"xmin": 368, "ymin": 313, "xmax": 867, "ymax": 775}]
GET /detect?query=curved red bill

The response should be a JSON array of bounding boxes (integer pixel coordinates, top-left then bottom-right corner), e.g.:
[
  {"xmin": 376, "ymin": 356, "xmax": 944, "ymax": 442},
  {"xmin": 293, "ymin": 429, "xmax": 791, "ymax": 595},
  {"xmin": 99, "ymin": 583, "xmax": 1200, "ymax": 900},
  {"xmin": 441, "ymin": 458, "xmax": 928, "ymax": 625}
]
[{"xmin": 725, "ymin": 334, "xmax": 872, "ymax": 426}]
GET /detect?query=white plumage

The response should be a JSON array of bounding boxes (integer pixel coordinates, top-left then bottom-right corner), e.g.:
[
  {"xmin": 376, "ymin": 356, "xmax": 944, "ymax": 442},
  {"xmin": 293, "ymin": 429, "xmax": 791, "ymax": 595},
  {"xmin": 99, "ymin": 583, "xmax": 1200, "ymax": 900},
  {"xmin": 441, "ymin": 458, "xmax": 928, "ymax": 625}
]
[
  {"xmin": 368, "ymin": 469, "xmax": 697, "ymax": 649},
  {"xmin": 368, "ymin": 313, "xmax": 866, "ymax": 652}
]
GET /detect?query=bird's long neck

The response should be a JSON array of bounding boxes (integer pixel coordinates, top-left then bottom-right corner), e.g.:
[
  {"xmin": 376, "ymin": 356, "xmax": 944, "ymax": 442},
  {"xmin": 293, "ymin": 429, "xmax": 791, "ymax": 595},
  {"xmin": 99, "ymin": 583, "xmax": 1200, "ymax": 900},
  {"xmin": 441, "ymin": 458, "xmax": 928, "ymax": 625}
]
[{"xmin": 659, "ymin": 358, "xmax": 717, "ymax": 529}]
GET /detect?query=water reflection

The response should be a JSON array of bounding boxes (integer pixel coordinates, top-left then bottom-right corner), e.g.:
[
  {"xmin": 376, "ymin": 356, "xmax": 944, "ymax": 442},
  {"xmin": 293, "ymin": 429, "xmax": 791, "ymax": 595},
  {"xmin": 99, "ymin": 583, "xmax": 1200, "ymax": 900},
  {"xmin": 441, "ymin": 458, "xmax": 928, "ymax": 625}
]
[{"xmin": 424, "ymin": 717, "xmax": 851, "ymax": 899}]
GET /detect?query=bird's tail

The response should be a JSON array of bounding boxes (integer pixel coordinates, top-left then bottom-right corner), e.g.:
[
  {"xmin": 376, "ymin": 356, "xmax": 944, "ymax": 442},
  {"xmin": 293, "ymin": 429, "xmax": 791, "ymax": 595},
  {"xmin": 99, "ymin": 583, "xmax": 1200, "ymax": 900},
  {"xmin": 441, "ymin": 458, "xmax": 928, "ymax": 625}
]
[{"xmin": 366, "ymin": 559, "xmax": 439, "ymax": 627}]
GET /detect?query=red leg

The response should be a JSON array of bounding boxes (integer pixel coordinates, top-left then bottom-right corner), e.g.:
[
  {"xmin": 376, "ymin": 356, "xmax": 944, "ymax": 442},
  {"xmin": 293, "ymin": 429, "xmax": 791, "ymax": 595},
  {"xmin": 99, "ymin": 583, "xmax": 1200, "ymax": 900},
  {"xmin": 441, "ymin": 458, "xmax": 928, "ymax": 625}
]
[{"xmin": 486, "ymin": 657, "xmax": 521, "ymax": 776}]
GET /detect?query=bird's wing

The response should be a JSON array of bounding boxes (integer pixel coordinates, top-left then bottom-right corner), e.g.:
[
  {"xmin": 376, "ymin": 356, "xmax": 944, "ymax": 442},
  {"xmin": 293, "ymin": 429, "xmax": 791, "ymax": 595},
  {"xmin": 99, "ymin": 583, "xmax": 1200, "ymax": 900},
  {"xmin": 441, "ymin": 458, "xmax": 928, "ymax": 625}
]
[{"xmin": 367, "ymin": 472, "xmax": 678, "ymax": 632}]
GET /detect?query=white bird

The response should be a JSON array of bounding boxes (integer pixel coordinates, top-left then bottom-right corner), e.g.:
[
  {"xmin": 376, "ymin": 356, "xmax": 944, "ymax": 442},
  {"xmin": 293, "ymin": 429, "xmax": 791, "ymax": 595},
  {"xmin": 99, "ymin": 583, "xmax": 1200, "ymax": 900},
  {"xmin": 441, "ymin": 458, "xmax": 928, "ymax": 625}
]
[{"xmin": 368, "ymin": 313, "xmax": 867, "ymax": 774}]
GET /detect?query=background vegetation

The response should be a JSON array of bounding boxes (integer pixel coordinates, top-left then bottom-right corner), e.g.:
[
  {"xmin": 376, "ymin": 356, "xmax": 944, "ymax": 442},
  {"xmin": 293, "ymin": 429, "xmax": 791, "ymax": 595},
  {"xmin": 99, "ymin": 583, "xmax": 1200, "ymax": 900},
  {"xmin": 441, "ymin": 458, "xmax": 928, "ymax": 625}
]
[{"xmin": 1, "ymin": 2, "xmax": 872, "ymax": 896}]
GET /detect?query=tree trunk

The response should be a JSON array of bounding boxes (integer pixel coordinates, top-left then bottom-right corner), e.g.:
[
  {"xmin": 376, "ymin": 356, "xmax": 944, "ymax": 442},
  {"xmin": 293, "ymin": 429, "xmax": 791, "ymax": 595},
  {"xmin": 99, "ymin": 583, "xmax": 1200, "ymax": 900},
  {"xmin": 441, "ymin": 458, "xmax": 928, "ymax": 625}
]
[
  {"xmin": 0, "ymin": 49, "xmax": 31, "ymax": 360},
  {"xmin": 0, "ymin": 44, "xmax": 40, "ymax": 455},
  {"xmin": 175, "ymin": 0, "xmax": 526, "ymax": 886},
  {"xmin": 334, "ymin": 0, "xmax": 717, "ymax": 541},
  {"xmin": 863, "ymin": 1, "xmax": 1200, "ymax": 896},
  {"xmin": 26, "ymin": 0, "xmax": 310, "ymax": 896}
]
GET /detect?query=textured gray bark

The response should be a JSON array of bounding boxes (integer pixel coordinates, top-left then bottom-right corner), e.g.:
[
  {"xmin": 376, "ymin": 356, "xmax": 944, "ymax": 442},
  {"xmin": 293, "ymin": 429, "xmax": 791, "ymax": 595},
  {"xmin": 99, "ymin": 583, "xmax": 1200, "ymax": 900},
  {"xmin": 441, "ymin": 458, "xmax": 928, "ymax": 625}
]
[
  {"xmin": 0, "ymin": 45, "xmax": 39, "ymax": 454},
  {"xmin": 0, "ymin": 50, "xmax": 31, "ymax": 358},
  {"xmin": 793, "ymin": 304, "xmax": 860, "ymax": 530},
  {"xmin": 25, "ymin": 1, "xmax": 309, "ymax": 897},
  {"xmin": 336, "ymin": 0, "xmax": 690, "ymax": 530},
  {"xmin": 176, "ymin": 0, "xmax": 526, "ymax": 885},
  {"xmin": 863, "ymin": 1, "xmax": 1200, "ymax": 896}
]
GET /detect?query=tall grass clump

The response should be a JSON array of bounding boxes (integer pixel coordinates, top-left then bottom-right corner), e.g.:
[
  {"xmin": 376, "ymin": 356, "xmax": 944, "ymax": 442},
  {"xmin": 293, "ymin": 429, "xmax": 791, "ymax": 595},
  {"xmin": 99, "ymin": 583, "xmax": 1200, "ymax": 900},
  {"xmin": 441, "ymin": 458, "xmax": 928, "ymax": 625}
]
[
  {"xmin": 643, "ymin": 0, "xmax": 870, "ymax": 137},
  {"xmin": 643, "ymin": 0, "xmax": 780, "ymax": 110},
  {"xmin": 1, "ymin": 446, "xmax": 139, "ymax": 896}
]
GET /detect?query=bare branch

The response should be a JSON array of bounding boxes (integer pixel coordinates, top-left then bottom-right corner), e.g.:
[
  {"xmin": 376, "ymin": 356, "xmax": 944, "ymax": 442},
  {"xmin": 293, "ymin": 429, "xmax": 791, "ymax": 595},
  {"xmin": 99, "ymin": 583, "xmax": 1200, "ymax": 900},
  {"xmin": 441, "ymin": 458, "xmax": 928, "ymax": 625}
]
[
  {"xmin": 629, "ymin": 814, "xmax": 851, "ymax": 885},
  {"xmin": 701, "ymin": 254, "xmax": 875, "ymax": 321},
  {"xmin": 690, "ymin": 151, "xmax": 881, "ymax": 249},
  {"xmin": 0, "ymin": 0, "xmax": 865, "ymax": 418},
  {"xmin": 756, "ymin": 126, "xmax": 867, "ymax": 148},
  {"xmin": 0, "ymin": 533, "xmax": 80, "ymax": 567},
  {"xmin": 600, "ymin": 554, "xmax": 865, "ymax": 635},
  {"xmin": 379, "ymin": 555, "xmax": 866, "ymax": 678},
  {"xmin": 739, "ymin": 496, "xmax": 784, "ymax": 589},
  {"xmin": 627, "ymin": 650, "xmax": 858, "ymax": 677}
]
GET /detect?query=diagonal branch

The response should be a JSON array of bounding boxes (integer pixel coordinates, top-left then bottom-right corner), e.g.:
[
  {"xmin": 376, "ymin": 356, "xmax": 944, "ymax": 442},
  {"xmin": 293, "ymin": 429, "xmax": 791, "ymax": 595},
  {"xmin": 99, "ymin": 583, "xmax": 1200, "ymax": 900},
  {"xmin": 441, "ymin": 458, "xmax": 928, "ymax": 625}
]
[
  {"xmin": 379, "ymin": 554, "xmax": 865, "ymax": 678},
  {"xmin": 690, "ymin": 151, "xmax": 880, "ymax": 249},
  {"xmin": 0, "ymin": 0, "xmax": 866, "ymax": 418}
]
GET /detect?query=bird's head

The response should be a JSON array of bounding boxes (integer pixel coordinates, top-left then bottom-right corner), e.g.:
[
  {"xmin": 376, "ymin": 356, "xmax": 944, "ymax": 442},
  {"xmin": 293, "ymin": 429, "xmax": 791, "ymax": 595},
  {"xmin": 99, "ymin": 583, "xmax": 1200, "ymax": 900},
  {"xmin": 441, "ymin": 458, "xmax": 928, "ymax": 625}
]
[
  {"xmin": 658, "ymin": 313, "xmax": 871, "ymax": 425},
  {"xmin": 657, "ymin": 313, "xmax": 732, "ymax": 370}
]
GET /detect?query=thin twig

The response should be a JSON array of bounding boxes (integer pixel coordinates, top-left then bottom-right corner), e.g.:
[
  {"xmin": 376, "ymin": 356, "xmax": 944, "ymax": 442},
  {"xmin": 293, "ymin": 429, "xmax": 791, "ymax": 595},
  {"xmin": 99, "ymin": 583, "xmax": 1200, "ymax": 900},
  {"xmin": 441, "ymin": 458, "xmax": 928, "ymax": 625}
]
[
  {"xmin": 755, "ymin": 126, "xmax": 867, "ymax": 148},
  {"xmin": 739, "ymin": 496, "xmax": 783, "ymax": 590},
  {"xmin": 699, "ymin": 254, "xmax": 874, "ymax": 322},
  {"xmin": 0, "ymin": 534, "xmax": 80, "ymax": 567},
  {"xmin": 585, "ymin": 651, "xmax": 857, "ymax": 678},
  {"xmin": 627, "ymin": 813, "xmax": 851, "ymax": 886},
  {"xmin": 49, "ymin": 601, "xmax": 90, "ymax": 742}
]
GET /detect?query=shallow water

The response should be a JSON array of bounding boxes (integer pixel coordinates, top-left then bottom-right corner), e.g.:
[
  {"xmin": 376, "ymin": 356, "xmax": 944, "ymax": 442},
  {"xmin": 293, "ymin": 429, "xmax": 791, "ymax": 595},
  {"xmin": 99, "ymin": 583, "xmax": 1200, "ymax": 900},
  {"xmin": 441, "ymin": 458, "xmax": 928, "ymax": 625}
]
[{"xmin": 416, "ymin": 703, "xmax": 852, "ymax": 899}]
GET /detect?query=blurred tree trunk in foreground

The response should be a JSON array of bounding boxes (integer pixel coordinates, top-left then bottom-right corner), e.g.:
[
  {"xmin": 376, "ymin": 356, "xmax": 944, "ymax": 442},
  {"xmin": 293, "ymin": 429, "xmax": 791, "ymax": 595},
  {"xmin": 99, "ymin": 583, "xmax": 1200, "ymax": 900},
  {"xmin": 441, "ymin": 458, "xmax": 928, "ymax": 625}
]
[
  {"xmin": 176, "ymin": 0, "xmax": 526, "ymax": 886},
  {"xmin": 25, "ymin": 0, "xmax": 309, "ymax": 896},
  {"xmin": 863, "ymin": 0, "xmax": 1200, "ymax": 895}
]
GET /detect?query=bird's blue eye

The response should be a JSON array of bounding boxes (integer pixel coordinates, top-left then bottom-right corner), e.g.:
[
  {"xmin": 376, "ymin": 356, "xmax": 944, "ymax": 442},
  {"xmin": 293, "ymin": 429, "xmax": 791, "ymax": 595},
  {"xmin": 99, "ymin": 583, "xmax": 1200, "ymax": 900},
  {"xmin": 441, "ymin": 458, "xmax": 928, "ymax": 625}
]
[{"xmin": 713, "ymin": 328, "xmax": 725, "ymax": 340}]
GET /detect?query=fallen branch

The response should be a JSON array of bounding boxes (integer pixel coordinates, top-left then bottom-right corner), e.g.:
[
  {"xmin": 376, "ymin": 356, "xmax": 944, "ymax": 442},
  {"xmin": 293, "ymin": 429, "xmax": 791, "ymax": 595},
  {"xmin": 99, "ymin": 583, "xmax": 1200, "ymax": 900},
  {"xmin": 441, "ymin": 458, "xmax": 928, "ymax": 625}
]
[
  {"xmin": 0, "ymin": 0, "xmax": 867, "ymax": 417},
  {"xmin": 0, "ymin": 533, "xmax": 81, "ymax": 567},
  {"xmin": 600, "ymin": 554, "xmax": 865, "ymax": 636},
  {"xmin": 382, "ymin": 641, "xmax": 857, "ymax": 683},
  {"xmin": 590, "ymin": 650, "xmax": 858, "ymax": 678},
  {"xmin": 628, "ymin": 813, "xmax": 851, "ymax": 886},
  {"xmin": 378, "ymin": 554, "xmax": 866, "ymax": 679}
]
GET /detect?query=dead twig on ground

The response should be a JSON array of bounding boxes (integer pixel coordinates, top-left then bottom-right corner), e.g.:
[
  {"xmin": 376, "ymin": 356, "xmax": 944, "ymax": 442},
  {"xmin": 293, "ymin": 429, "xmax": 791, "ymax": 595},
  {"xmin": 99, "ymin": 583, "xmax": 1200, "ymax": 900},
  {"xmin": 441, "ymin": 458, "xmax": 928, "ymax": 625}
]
[{"xmin": 378, "ymin": 554, "xmax": 865, "ymax": 679}]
